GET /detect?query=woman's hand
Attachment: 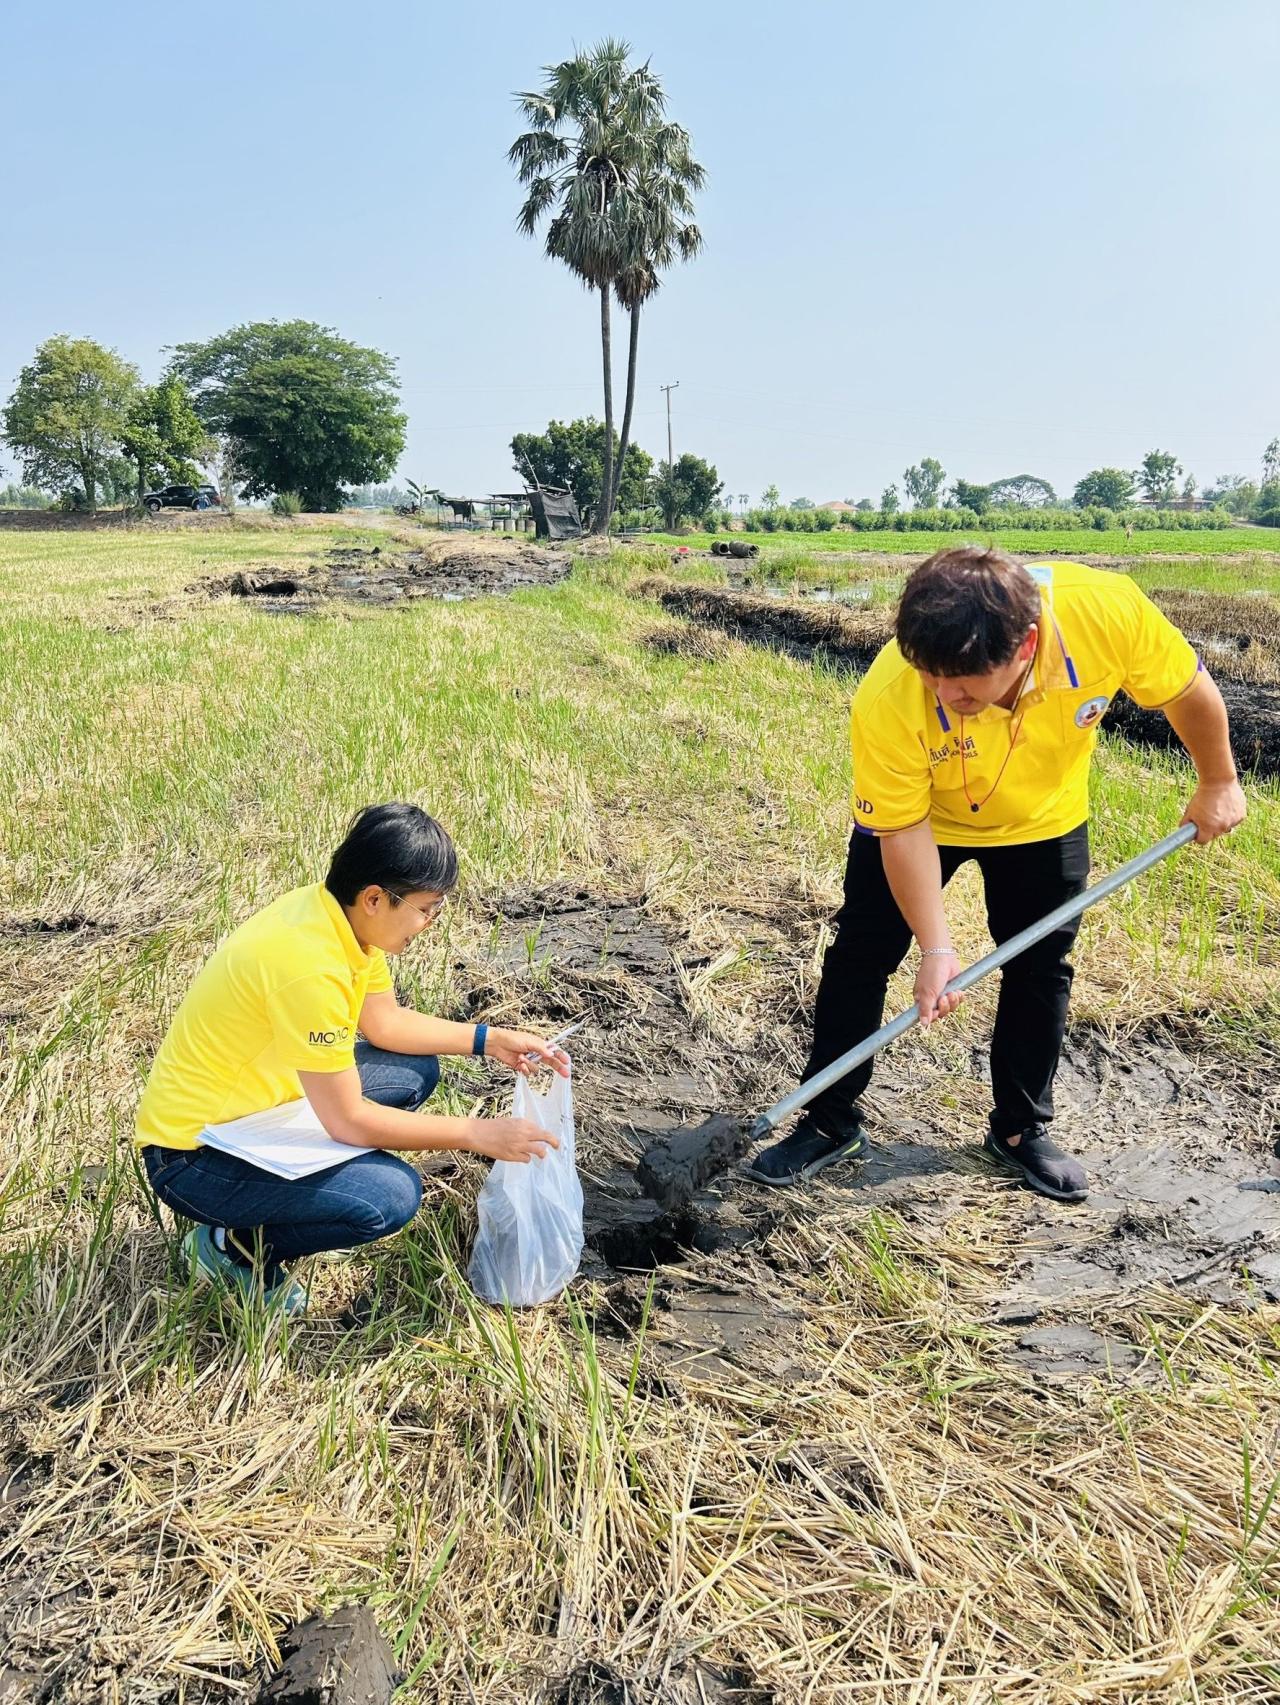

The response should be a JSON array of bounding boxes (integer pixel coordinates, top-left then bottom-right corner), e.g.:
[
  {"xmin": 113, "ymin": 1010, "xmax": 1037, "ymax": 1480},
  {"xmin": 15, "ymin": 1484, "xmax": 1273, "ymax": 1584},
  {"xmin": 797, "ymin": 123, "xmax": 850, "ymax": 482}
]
[
  {"xmin": 484, "ymin": 1027, "xmax": 572, "ymax": 1078},
  {"xmin": 469, "ymin": 1116, "xmax": 560, "ymax": 1163},
  {"xmin": 914, "ymin": 950, "xmax": 962, "ymax": 1028}
]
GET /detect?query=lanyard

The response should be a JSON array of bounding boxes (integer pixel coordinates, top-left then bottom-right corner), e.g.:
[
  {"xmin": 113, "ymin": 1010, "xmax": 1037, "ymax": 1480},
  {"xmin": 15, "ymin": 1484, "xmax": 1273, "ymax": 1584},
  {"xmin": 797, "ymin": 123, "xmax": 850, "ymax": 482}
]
[{"xmin": 935, "ymin": 630, "xmax": 1053, "ymax": 815}]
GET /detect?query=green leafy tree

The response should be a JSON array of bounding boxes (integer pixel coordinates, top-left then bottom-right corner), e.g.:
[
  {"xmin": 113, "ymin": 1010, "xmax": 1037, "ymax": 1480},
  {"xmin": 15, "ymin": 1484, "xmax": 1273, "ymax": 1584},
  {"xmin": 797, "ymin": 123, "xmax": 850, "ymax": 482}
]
[
  {"xmin": 511, "ymin": 40, "xmax": 704, "ymax": 533},
  {"xmin": 1181, "ymin": 473, "xmax": 1198, "ymax": 505},
  {"xmin": 118, "ymin": 375, "xmax": 208, "ymax": 503},
  {"xmin": 0, "ymin": 479, "xmax": 51, "ymax": 508},
  {"xmin": 880, "ymin": 482, "xmax": 900, "ymax": 515},
  {"xmin": 760, "ymin": 483, "xmax": 780, "ymax": 510},
  {"xmin": 167, "ymin": 320, "xmax": 406, "ymax": 510},
  {"xmin": 1202, "ymin": 474, "xmax": 1257, "ymax": 517},
  {"xmin": 950, "ymin": 478, "xmax": 991, "ymax": 512},
  {"xmin": 511, "ymin": 418, "xmax": 653, "ymax": 522},
  {"xmin": 655, "ymin": 452, "xmax": 722, "ymax": 530},
  {"xmin": 1263, "ymin": 437, "xmax": 1280, "ymax": 486},
  {"xmin": 855, "ymin": 497, "xmax": 875, "ymax": 512},
  {"xmin": 1136, "ymin": 449, "xmax": 1182, "ymax": 504},
  {"xmin": 790, "ymin": 496, "xmax": 815, "ymax": 510},
  {"xmin": 987, "ymin": 473, "xmax": 1056, "ymax": 508},
  {"xmin": 1, "ymin": 335, "xmax": 139, "ymax": 514},
  {"xmin": 1073, "ymin": 467, "xmax": 1136, "ymax": 508},
  {"xmin": 903, "ymin": 457, "xmax": 946, "ymax": 508}
]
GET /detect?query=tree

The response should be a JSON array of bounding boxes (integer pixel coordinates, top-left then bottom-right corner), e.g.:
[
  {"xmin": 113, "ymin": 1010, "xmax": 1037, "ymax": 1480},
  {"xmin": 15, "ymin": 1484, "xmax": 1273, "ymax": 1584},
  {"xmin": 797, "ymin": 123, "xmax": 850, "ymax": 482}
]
[
  {"xmin": 167, "ymin": 320, "xmax": 405, "ymax": 510},
  {"xmin": 1, "ymin": 335, "xmax": 139, "ymax": 514},
  {"xmin": 0, "ymin": 480, "xmax": 51, "ymax": 508},
  {"xmin": 1263, "ymin": 438, "xmax": 1280, "ymax": 487},
  {"xmin": 510, "ymin": 41, "xmax": 703, "ymax": 534},
  {"xmin": 1136, "ymin": 449, "xmax": 1182, "ymax": 504},
  {"xmin": 855, "ymin": 498, "xmax": 875, "ymax": 512},
  {"xmin": 903, "ymin": 457, "xmax": 946, "ymax": 508},
  {"xmin": 790, "ymin": 496, "xmax": 815, "ymax": 510},
  {"xmin": 118, "ymin": 374, "xmax": 208, "ymax": 503},
  {"xmin": 1073, "ymin": 467, "xmax": 1135, "ymax": 509},
  {"xmin": 1202, "ymin": 474, "xmax": 1257, "ymax": 517},
  {"xmin": 1181, "ymin": 473, "xmax": 1198, "ymax": 505},
  {"xmin": 511, "ymin": 418, "xmax": 653, "ymax": 522},
  {"xmin": 950, "ymin": 478, "xmax": 991, "ymax": 513},
  {"xmin": 987, "ymin": 473, "xmax": 1056, "ymax": 508},
  {"xmin": 760, "ymin": 484, "xmax": 780, "ymax": 510},
  {"xmin": 655, "ymin": 452, "xmax": 722, "ymax": 530},
  {"xmin": 880, "ymin": 483, "xmax": 900, "ymax": 515}
]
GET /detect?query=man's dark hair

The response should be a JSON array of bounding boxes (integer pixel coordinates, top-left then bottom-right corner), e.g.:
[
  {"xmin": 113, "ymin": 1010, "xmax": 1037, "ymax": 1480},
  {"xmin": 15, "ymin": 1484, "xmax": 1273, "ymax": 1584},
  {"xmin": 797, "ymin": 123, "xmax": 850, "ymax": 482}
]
[
  {"xmin": 896, "ymin": 546, "xmax": 1041, "ymax": 676},
  {"xmin": 325, "ymin": 803, "xmax": 458, "ymax": 905}
]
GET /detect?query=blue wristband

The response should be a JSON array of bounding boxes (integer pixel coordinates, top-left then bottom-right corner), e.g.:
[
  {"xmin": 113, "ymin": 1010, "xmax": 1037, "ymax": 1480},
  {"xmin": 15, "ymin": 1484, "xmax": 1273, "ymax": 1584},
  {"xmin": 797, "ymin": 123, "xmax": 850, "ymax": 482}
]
[{"xmin": 473, "ymin": 1021, "xmax": 489, "ymax": 1058}]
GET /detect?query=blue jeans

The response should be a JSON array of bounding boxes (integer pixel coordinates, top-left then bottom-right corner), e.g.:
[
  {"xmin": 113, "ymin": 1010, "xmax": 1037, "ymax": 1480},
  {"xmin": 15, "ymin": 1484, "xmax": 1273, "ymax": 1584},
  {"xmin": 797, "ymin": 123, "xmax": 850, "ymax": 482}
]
[{"xmin": 142, "ymin": 1041, "xmax": 440, "ymax": 1265}]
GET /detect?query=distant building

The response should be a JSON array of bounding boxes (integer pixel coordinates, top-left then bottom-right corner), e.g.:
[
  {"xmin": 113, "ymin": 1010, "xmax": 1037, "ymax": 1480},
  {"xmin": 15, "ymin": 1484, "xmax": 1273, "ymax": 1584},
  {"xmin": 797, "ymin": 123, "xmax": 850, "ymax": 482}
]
[{"xmin": 820, "ymin": 500, "xmax": 856, "ymax": 513}]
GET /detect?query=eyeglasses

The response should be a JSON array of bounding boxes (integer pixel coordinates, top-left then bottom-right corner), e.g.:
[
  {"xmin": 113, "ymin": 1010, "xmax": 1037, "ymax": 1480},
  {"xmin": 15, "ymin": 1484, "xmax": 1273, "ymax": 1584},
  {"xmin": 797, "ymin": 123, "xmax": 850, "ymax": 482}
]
[{"xmin": 388, "ymin": 892, "xmax": 448, "ymax": 926}]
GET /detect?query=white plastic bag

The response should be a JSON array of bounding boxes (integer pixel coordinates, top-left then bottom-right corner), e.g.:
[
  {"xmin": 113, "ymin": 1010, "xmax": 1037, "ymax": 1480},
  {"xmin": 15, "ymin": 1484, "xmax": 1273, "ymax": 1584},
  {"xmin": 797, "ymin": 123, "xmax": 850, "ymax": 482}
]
[{"xmin": 468, "ymin": 1065, "xmax": 584, "ymax": 1307}]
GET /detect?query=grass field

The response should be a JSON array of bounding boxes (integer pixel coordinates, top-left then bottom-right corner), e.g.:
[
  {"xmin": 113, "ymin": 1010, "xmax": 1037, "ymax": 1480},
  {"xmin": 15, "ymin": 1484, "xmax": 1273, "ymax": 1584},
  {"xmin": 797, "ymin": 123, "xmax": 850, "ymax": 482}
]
[
  {"xmin": 651, "ymin": 525, "xmax": 1280, "ymax": 560},
  {"xmin": 1, "ymin": 522, "xmax": 1278, "ymax": 1702}
]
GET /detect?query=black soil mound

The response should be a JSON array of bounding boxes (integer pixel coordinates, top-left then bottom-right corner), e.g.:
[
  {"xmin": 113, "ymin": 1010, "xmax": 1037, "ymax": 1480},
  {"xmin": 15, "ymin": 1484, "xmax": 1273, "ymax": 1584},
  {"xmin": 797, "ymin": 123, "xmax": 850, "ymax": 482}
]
[{"xmin": 200, "ymin": 541, "xmax": 572, "ymax": 610}]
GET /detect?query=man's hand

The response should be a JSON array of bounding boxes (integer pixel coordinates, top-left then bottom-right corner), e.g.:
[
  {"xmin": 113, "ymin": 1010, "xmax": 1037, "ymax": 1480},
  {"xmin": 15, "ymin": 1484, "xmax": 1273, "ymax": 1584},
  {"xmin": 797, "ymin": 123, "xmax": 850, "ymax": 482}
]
[
  {"xmin": 470, "ymin": 1116, "xmax": 560, "ymax": 1163},
  {"xmin": 1181, "ymin": 779, "xmax": 1247, "ymax": 844},
  {"xmin": 914, "ymin": 950, "xmax": 962, "ymax": 1028},
  {"xmin": 484, "ymin": 1027, "xmax": 572, "ymax": 1078}
]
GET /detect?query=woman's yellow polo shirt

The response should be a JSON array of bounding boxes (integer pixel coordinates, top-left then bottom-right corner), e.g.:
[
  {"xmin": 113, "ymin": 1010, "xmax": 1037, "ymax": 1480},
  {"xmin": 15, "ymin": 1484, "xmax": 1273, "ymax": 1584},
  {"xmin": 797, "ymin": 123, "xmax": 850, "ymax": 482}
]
[
  {"xmin": 850, "ymin": 562, "xmax": 1199, "ymax": 849},
  {"xmin": 136, "ymin": 884, "xmax": 392, "ymax": 1150}
]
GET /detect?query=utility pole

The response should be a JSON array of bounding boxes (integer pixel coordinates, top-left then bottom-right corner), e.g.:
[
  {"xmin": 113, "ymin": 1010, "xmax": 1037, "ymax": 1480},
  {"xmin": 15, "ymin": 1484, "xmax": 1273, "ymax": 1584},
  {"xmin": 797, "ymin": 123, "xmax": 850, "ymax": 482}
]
[{"xmin": 660, "ymin": 381, "xmax": 679, "ymax": 469}]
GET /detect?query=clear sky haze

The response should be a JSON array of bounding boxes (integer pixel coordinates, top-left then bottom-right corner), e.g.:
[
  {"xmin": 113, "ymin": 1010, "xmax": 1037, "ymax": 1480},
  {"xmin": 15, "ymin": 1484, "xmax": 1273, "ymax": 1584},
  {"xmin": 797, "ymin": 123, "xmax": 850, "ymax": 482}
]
[{"xmin": 2, "ymin": 0, "xmax": 1277, "ymax": 505}]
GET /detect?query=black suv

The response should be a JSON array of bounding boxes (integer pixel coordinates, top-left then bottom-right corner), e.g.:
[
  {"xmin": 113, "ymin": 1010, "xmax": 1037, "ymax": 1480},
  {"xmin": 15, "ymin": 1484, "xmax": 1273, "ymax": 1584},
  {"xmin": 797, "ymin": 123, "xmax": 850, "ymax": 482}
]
[{"xmin": 143, "ymin": 483, "xmax": 221, "ymax": 513}]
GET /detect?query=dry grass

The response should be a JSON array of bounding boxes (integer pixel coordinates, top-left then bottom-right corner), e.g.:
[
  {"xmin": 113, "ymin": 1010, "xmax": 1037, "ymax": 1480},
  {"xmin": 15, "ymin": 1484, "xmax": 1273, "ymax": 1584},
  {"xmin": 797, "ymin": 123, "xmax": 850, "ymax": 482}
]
[{"xmin": 1, "ymin": 525, "xmax": 1278, "ymax": 1703}]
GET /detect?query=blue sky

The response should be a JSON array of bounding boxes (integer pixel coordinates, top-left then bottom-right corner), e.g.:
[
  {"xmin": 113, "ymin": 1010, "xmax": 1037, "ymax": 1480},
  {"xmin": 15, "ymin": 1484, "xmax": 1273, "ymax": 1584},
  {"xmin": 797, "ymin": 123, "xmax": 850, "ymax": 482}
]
[{"xmin": 2, "ymin": 0, "xmax": 1277, "ymax": 504}]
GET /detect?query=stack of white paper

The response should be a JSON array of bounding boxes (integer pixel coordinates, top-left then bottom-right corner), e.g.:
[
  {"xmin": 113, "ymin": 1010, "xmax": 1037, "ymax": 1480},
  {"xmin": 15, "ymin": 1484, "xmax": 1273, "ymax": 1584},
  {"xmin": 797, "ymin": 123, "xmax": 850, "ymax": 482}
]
[{"xmin": 201, "ymin": 1099, "xmax": 361, "ymax": 1180}]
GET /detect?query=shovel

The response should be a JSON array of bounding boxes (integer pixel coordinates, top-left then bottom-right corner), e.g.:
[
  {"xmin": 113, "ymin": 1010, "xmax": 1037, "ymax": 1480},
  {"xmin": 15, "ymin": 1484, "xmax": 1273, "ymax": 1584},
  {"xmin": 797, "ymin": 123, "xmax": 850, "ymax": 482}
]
[{"xmin": 750, "ymin": 822, "xmax": 1198, "ymax": 1142}]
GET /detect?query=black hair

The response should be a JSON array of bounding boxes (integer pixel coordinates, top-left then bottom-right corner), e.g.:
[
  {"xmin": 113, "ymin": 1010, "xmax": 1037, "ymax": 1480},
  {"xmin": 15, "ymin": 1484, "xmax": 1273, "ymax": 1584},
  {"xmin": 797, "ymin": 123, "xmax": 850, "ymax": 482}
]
[
  {"xmin": 325, "ymin": 803, "xmax": 458, "ymax": 905},
  {"xmin": 896, "ymin": 546, "xmax": 1041, "ymax": 677}
]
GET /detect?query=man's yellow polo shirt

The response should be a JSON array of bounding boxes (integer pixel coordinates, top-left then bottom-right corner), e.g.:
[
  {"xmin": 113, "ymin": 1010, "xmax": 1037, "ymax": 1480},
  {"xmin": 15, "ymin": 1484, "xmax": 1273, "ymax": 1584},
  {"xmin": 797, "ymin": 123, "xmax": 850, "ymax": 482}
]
[
  {"xmin": 136, "ymin": 884, "xmax": 392, "ymax": 1150},
  {"xmin": 850, "ymin": 562, "xmax": 1199, "ymax": 848}
]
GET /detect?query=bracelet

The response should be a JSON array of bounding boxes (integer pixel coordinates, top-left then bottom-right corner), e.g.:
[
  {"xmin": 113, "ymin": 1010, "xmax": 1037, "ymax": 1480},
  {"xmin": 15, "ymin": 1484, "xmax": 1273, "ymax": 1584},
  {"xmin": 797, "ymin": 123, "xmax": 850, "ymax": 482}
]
[
  {"xmin": 918, "ymin": 947, "xmax": 955, "ymax": 958},
  {"xmin": 472, "ymin": 1021, "xmax": 489, "ymax": 1058}
]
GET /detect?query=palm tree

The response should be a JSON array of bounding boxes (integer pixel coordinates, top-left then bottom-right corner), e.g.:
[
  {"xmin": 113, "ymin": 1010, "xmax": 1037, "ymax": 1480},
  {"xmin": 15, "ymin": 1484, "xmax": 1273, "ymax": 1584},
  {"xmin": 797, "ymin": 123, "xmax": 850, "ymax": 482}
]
[
  {"xmin": 607, "ymin": 138, "xmax": 704, "ymax": 519},
  {"xmin": 510, "ymin": 42, "xmax": 702, "ymax": 534}
]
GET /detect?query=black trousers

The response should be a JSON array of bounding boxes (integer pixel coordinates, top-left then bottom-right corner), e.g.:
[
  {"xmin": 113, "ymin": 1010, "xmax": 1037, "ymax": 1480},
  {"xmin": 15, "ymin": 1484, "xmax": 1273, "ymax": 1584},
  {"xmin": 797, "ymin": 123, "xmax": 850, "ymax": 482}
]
[{"xmin": 802, "ymin": 823, "xmax": 1091, "ymax": 1137}]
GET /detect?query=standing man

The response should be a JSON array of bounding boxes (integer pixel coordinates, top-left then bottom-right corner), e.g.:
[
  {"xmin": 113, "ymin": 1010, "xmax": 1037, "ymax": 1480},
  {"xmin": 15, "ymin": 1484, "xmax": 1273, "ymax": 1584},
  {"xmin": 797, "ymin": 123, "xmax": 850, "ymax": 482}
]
[{"xmin": 747, "ymin": 546, "xmax": 1245, "ymax": 1201}]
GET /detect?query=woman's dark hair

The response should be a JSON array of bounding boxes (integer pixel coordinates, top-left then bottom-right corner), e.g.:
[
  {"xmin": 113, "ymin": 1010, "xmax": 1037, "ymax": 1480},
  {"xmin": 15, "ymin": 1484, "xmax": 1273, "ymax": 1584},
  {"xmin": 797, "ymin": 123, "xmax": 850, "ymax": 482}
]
[
  {"xmin": 325, "ymin": 803, "xmax": 458, "ymax": 905},
  {"xmin": 896, "ymin": 546, "xmax": 1041, "ymax": 677}
]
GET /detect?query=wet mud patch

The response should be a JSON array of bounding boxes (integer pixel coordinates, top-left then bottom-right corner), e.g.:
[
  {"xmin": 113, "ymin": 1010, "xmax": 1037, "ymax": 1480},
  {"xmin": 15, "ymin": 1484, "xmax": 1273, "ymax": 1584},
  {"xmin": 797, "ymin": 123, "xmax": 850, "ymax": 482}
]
[
  {"xmin": 455, "ymin": 888, "xmax": 786, "ymax": 1354},
  {"xmin": 637, "ymin": 579, "xmax": 1280, "ymax": 777},
  {"xmin": 195, "ymin": 539, "xmax": 572, "ymax": 611},
  {"xmin": 981, "ymin": 1024, "xmax": 1280, "ymax": 1365}
]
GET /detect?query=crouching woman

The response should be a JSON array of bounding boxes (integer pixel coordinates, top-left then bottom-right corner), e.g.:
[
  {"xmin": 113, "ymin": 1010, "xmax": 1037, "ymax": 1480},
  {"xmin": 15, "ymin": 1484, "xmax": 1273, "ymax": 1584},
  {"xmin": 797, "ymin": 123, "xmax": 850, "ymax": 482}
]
[{"xmin": 136, "ymin": 802, "xmax": 567, "ymax": 1313}]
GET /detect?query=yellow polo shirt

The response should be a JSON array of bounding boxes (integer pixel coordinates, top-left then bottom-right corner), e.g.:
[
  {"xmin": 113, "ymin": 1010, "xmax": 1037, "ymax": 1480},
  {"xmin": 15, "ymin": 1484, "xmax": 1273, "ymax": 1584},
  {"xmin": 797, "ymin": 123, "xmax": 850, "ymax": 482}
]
[
  {"xmin": 136, "ymin": 884, "xmax": 393, "ymax": 1150},
  {"xmin": 850, "ymin": 562, "xmax": 1200, "ymax": 848}
]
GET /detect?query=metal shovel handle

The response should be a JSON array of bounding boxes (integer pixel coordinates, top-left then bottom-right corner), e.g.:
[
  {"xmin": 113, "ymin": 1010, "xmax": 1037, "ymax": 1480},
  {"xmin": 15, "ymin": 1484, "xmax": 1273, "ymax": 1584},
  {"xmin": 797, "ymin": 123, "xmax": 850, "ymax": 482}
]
[{"xmin": 751, "ymin": 821, "xmax": 1197, "ymax": 1140}]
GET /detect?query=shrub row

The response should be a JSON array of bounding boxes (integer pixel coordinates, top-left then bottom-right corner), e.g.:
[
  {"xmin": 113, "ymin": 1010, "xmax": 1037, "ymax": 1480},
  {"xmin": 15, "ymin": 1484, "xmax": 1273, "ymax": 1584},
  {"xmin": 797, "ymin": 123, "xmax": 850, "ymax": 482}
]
[{"xmin": 700, "ymin": 505, "xmax": 1236, "ymax": 535}]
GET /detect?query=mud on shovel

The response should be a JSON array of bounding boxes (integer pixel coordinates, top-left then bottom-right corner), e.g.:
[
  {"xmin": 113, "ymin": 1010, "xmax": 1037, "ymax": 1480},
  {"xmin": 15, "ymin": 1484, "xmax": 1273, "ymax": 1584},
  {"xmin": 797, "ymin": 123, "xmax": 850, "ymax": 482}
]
[{"xmin": 636, "ymin": 824, "xmax": 1197, "ymax": 1210}]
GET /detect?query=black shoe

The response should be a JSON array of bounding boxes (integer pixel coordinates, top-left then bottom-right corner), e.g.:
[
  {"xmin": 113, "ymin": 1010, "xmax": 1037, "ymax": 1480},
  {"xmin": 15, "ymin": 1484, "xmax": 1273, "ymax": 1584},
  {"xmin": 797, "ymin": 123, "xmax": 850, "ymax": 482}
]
[
  {"xmin": 744, "ymin": 1113, "xmax": 868, "ymax": 1187},
  {"xmin": 984, "ymin": 1121, "xmax": 1088, "ymax": 1203}
]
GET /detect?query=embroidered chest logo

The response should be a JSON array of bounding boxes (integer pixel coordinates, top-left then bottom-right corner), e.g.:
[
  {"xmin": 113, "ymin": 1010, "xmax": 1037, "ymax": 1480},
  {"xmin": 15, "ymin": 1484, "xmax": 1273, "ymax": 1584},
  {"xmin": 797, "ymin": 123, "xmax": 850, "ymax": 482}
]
[
  {"xmin": 928, "ymin": 735, "xmax": 977, "ymax": 768},
  {"xmin": 1074, "ymin": 695, "xmax": 1110, "ymax": 730}
]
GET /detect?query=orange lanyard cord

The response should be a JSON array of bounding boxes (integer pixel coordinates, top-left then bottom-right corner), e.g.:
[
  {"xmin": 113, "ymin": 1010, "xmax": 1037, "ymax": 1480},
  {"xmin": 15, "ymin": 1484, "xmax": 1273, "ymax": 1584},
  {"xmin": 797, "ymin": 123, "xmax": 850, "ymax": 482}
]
[{"xmin": 956, "ymin": 643, "xmax": 1038, "ymax": 815}]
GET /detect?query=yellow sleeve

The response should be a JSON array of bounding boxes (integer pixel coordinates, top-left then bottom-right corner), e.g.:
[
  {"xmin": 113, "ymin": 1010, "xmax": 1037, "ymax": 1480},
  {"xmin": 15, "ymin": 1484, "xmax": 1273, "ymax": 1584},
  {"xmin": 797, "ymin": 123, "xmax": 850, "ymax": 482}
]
[
  {"xmin": 265, "ymin": 974, "xmax": 357, "ymax": 1073},
  {"xmin": 366, "ymin": 949, "xmax": 392, "ymax": 996},
  {"xmin": 1114, "ymin": 579, "xmax": 1200, "ymax": 709},
  {"xmin": 849, "ymin": 690, "xmax": 932, "ymax": 836}
]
